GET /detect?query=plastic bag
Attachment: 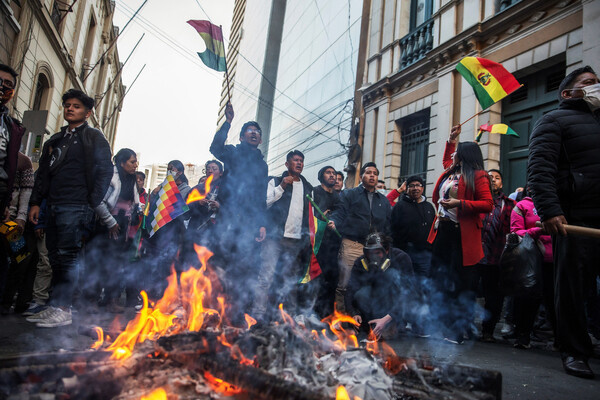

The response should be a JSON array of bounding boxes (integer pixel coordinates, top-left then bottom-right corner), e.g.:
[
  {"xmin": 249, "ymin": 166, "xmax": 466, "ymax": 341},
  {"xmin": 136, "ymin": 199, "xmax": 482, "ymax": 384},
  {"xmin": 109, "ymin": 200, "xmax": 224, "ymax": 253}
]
[{"xmin": 499, "ymin": 233, "xmax": 543, "ymax": 297}]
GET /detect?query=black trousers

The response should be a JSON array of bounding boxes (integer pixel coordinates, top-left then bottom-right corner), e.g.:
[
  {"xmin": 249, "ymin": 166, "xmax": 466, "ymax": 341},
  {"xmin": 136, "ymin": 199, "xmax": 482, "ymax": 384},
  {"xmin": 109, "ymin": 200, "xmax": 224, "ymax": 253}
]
[
  {"xmin": 553, "ymin": 218, "xmax": 600, "ymax": 360},
  {"xmin": 479, "ymin": 263, "xmax": 504, "ymax": 335},
  {"xmin": 513, "ymin": 261, "xmax": 556, "ymax": 340},
  {"xmin": 431, "ymin": 221, "xmax": 478, "ymax": 340}
]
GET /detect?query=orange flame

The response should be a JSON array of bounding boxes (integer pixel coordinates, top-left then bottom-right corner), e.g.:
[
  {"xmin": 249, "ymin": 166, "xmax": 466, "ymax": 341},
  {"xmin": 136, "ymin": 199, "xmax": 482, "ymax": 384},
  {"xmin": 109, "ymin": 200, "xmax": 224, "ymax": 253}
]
[
  {"xmin": 279, "ymin": 303, "xmax": 295, "ymax": 325},
  {"xmin": 203, "ymin": 371, "xmax": 243, "ymax": 395},
  {"xmin": 336, "ymin": 386, "xmax": 351, "ymax": 400},
  {"xmin": 140, "ymin": 387, "xmax": 167, "ymax": 400},
  {"xmin": 186, "ymin": 174, "xmax": 214, "ymax": 204},
  {"xmin": 105, "ymin": 246, "xmax": 229, "ymax": 360},
  {"xmin": 91, "ymin": 326, "xmax": 104, "ymax": 350},
  {"xmin": 321, "ymin": 308, "xmax": 360, "ymax": 351},
  {"xmin": 244, "ymin": 313, "xmax": 257, "ymax": 330}
]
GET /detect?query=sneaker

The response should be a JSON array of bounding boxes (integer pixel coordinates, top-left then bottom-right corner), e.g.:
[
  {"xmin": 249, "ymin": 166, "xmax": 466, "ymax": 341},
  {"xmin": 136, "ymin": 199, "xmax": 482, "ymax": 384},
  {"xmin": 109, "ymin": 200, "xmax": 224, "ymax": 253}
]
[
  {"xmin": 514, "ymin": 334, "xmax": 531, "ymax": 349},
  {"xmin": 22, "ymin": 303, "xmax": 47, "ymax": 317},
  {"xmin": 36, "ymin": 307, "xmax": 72, "ymax": 328},
  {"xmin": 25, "ymin": 306, "xmax": 54, "ymax": 322},
  {"xmin": 443, "ymin": 336, "xmax": 464, "ymax": 345}
]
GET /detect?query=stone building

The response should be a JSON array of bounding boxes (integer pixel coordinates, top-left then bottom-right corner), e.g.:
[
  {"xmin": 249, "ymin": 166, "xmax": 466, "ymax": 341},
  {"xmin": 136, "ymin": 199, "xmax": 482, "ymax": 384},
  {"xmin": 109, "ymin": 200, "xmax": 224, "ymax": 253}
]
[
  {"xmin": 355, "ymin": 0, "xmax": 599, "ymax": 192},
  {"xmin": 1, "ymin": 0, "xmax": 125, "ymax": 162}
]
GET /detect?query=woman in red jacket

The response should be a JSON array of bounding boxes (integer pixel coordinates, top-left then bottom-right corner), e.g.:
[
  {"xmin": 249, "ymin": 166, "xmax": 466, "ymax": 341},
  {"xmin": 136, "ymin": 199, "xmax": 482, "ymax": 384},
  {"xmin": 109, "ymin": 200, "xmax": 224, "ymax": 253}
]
[{"xmin": 428, "ymin": 125, "xmax": 493, "ymax": 344}]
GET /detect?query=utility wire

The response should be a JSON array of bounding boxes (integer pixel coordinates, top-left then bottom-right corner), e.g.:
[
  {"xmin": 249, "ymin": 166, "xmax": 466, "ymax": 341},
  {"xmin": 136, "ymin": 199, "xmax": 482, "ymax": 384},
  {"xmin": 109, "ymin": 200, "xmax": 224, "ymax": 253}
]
[{"xmin": 115, "ymin": 2, "xmax": 350, "ymax": 140}]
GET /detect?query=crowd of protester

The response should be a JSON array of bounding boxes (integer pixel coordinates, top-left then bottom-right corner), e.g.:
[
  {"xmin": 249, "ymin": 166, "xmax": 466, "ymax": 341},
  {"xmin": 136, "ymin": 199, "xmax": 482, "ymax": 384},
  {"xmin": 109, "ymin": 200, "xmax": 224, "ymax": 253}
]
[{"xmin": 1, "ymin": 63, "xmax": 599, "ymax": 379}]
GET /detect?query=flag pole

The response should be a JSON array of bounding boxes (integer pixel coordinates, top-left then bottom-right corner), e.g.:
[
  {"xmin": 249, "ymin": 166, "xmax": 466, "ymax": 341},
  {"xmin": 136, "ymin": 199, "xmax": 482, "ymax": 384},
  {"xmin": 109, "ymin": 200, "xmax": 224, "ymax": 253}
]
[
  {"xmin": 306, "ymin": 194, "xmax": 342, "ymax": 238},
  {"xmin": 458, "ymin": 108, "xmax": 486, "ymax": 127},
  {"xmin": 220, "ymin": 25, "xmax": 232, "ymax": 104}
]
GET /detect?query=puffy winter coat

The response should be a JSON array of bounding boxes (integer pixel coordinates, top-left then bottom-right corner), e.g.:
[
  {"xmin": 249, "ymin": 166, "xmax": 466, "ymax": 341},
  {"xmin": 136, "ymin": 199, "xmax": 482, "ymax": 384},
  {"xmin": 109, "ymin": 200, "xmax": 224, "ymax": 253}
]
[
  {"xmin": 527, "ymin": 98, "xmax": 600, "ymax": 222},
  {"xmin": 510, "ymin": 197, "xmax": 552, "ymax": 263}
]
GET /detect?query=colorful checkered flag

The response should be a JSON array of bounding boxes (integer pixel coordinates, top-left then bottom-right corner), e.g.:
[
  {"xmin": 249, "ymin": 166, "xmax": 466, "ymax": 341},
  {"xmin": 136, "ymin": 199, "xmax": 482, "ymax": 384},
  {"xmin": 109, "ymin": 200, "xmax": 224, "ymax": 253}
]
[{"xmin": 144, "ymin": 175, "xmax": 189, "ymax": 238}]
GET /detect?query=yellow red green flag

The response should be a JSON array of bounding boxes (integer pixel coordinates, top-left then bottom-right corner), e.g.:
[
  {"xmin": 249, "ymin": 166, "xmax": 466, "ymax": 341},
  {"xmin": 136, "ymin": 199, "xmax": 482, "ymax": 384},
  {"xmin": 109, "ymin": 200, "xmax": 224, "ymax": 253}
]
[
  {"xmin": 476, "ymin": 123, "xmax": 519, "ymax": 142},
  {"xmin": 456, "ymin": 57, "xmax": 522, "ymax": 109}
]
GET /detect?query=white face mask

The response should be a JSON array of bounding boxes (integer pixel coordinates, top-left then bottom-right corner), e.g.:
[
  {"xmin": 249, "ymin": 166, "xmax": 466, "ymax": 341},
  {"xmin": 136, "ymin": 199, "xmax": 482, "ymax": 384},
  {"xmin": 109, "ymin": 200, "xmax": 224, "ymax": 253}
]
[
  {"xmin": 582, "ymin": 83, "xmax": 600, "ymax": 111},
  {"xmin": 167, "ymin": 170, "xmax": 177, "ymax": 178},
  {"xmin": 377, "ymin": 189, "xmax": 387, "ymax": 196}
]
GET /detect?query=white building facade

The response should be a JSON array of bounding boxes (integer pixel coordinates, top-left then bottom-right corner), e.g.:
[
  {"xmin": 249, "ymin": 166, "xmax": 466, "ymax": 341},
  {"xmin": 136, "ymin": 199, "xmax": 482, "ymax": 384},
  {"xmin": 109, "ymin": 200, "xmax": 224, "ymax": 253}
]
[{"xmin": 356, "ymin": 0, "xmax": 599, "ymax": 192}]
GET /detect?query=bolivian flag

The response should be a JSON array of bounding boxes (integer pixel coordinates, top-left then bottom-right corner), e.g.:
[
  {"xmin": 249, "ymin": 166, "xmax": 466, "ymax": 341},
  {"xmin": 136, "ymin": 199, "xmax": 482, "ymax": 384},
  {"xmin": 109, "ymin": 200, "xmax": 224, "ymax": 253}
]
[
  {"xmin": 456, "ymin": 57, "xmax": 522, "ymax": 110},
  {"xmin": 187, "ymin": 20, "xmax": 227, "ymax": 72},
  {"xmin": 476, "ymin": 123, "xmax": 519, "ymax": 142},
  {"xmin": 299, "ymin": 203, "xmax": 326, "ymax": 284}
]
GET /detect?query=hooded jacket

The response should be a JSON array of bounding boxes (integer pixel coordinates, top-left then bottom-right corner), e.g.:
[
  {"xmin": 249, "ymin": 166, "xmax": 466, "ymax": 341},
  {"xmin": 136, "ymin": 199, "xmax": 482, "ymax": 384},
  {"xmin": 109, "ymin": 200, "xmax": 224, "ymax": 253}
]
[{"xmin": 527, "ymin": 98, "xmax": 600, "ymax": 222}]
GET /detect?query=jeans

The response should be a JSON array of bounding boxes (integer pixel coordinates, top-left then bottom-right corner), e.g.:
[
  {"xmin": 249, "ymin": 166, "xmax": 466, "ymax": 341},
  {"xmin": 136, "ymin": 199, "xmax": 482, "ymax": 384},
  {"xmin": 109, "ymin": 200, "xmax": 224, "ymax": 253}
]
[
  {"xmin": 45, "ymin": 204, "xmax": 94, "ymax": 308},
  {"xmin": 253, "ymin": 237, "xmax": 308, "ymax": 319},
  {"xmin": 335, "ymin": 238, "xmax": 365, "ymax": 312}
]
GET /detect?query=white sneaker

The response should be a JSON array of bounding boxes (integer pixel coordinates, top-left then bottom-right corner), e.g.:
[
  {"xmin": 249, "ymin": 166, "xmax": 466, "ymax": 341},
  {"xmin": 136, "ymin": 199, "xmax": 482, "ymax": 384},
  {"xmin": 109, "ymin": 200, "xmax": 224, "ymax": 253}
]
[
  {"xmin": 36, "ymin": 307, "xmax": 72, "ymax": 328},
  {"xmin": 25, "ymin": 306, "xmax": 55, "ymax": 322}
]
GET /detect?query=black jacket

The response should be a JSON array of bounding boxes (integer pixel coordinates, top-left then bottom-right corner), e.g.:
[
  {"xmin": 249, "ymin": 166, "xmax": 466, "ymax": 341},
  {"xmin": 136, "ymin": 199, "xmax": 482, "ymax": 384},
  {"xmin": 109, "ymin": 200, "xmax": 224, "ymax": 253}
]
[
  {"xmin": 30, "ymin": 123, "xmax": 113, "ymax": 208},
  {"xmin": 312, "ymin": 185, "xmax": 341, "ymax": 219},
  {"xmin": 345, "ymin": 247, "xmax": 415, "ymax": 321},
  {"xmin": 528, "ymin": 98, "xmax": 600, "ymax": 222},
  {"xmin": 391, "ymin": 194, "xmax": 435, "ymax": 251},
  {"xmin": 210, "ymin": 122, "xmax": 268, "ymax": 230},
  {"xmin": 330, "ymin": 185, "xmax": 391, "ymax": 241},
  {"xmin": 265, "ymin": 172, "xmax": 313, "ymax": 239},
  {"xmin": 0, "ymin": 108, "xmax": 25, "ymax": 204}
]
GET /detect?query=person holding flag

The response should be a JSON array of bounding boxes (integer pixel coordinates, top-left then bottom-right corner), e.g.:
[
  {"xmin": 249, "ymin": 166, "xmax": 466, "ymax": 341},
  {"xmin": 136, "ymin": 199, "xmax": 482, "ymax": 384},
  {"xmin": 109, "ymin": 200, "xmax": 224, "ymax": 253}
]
[
  {"xmin": 252, "ymin": 150, "xmax": 313, "ymax": 322},
  {"xmin": 209, "ymin": 102, "xmax": 268, "ymax": 322},
  {"xmin": 142, "ymin": 161, "xmax": 190, "ymax": 299}
]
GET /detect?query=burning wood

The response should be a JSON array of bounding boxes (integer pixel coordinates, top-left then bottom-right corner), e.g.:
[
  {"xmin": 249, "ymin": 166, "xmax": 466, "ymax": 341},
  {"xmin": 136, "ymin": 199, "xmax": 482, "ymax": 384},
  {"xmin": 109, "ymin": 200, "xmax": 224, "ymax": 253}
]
[{"xmin": 0, "ymin": 246, "xmax": 501, "ymax": 399}]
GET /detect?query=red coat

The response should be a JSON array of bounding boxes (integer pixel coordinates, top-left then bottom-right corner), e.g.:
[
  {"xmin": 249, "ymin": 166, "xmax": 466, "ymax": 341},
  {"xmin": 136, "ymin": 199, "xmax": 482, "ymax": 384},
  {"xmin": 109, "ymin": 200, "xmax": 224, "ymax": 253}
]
[{"xmin": 428, "ymin": 141, "xmax": 493, "ymax": 266}]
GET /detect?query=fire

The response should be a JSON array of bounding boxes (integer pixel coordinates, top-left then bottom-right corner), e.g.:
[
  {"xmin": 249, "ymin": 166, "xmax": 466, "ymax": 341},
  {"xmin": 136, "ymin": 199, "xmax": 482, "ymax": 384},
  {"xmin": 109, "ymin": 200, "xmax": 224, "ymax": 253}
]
[
  {"xmin": 321, "ymin": 308, "xmax": 360, "ymax": 351},
  {"xmin": 140, "ymin": 387, "xmax": 167, "ymax": 400},
  {"xmin": 278, "ymin": 303, "xmax": 295, "ymax": 325},
  {"xmin": 186, "ymin": 174, "xmax": 214, "ymax": 204},
  {"xmin": 244, "ymin": 313, "xmax": 257, "ymax": 330},
  {"xmin": 91, "ymin": 327, "xmax": 104, "ymax": 350},
  {"xmin": 336, "ymin": 386, "xmax": 363, "ymax": 400},
  {"xmin": 105, "ymin": 245, "xmax": 229, "ymax": 360},
  {"xmin": 203, "ymin": 371, "xmax": 243, "ymax": 395}
]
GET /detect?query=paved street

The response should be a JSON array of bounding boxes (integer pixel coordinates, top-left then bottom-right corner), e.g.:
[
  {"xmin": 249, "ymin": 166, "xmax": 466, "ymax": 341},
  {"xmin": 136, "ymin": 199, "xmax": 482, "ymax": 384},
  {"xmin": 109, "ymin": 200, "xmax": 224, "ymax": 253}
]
[{"xmin": 1, "ymin": 310, "xmax": 599, "ymax": 399}]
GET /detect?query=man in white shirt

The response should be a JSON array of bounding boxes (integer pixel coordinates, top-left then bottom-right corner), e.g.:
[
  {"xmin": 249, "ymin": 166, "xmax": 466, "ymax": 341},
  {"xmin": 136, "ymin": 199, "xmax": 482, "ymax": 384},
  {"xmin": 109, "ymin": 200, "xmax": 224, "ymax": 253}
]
[{"xmin": 252, "ymin": 150, "xmax": 314, "ymax": 320}]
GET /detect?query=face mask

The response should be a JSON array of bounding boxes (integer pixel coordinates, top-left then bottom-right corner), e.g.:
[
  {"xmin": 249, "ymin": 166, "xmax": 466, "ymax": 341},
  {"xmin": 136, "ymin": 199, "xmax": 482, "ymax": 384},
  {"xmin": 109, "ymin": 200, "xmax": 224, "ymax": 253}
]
[
  {"xmin": 377, "ymin": 189, "xmax": 387, "ymax": 196},
  {"xmin": 582, "ymin": 83, "xmax": 600, "ymax": 111},
  {"xmin": 167, "ymin": 170, "xmax": 178, "ymax": 178}
]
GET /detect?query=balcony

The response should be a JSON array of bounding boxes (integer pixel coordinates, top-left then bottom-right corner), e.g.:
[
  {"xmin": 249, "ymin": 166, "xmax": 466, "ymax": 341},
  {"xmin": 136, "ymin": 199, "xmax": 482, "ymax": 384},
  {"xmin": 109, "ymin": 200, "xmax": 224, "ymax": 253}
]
[
  {"xmin": 499, "ymin": 0, "xmax": 523, "ymax": 12},
  {"xmin": 399, "ymin": 19, "xmax": 434, "ymax": 70}
]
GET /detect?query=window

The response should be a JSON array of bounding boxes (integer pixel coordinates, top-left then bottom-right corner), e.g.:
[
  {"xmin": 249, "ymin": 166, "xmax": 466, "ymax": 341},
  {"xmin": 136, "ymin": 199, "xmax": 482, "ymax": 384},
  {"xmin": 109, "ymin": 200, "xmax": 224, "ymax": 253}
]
[
  {"xmin": 398, "ymin": 108, "xmax": 430, "ymax": 182},
  {"xmin": 410, "ymin": 0, "xmax": 433, "ymax": 31},
  {"xmin": 32, "ymin": 73, "xmax": 51, "ymax": 111},
  {"xmin": 80, "ymin": 16, "xmax": 97, "ymax": 80}
]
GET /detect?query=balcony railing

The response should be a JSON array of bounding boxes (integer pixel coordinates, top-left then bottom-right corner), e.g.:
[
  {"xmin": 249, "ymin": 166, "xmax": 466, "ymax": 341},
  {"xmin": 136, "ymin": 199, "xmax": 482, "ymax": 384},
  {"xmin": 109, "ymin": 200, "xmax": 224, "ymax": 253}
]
[
  {"xmin": 399, "ymin": 19, "xmax": 434, "ymax": 70},
  {"xmin": 499, "ymin": 0, "xmax": 523, "ymax": 12}
]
